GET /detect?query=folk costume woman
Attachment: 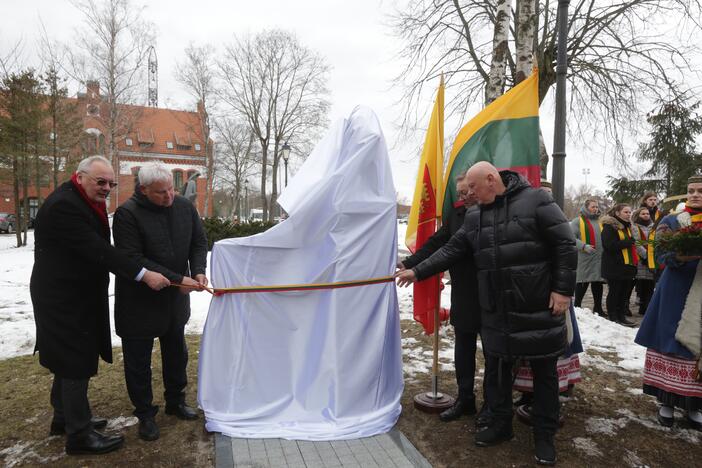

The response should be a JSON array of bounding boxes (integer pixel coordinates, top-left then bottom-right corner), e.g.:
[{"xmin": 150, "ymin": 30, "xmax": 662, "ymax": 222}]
[
  {"xmin": 635, "ymin": 176, "xmax": 702, "ymax": 430},
  {"xmin": 600, "ymin": 204, "xmax": 638, "ymax": 327}
]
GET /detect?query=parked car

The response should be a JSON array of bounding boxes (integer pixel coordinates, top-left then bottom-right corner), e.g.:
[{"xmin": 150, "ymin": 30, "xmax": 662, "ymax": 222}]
[{"xmin": 0, "ymin": 213, "xmax": 16, "ymax": 233}]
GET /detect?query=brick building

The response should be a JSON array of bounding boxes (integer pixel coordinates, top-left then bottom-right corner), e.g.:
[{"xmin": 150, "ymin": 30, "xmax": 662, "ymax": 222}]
[{"xmin": 0, "ymin": 81, "xmax": 212, "ymax": 217}]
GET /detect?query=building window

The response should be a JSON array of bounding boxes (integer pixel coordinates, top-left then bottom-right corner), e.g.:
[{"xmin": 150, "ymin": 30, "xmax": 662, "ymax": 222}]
[
  {"xmin": 173, "ymin": 170, "xmax": 184, "ymax": 192},
  {"xmin": 176, "ymin": 144, "xmax": 191, "ymax": 151},
  {"xmin": 139, "ymin": 142, "xmax": 151, "ymax": 148},
  {"xmin": 194, "ymin": 143, "xmax": 201, "ymax": 151},
  {"xmin": 166, "ymin": 141, "xmax": 174, "ymax": 149},
  {"xmin": 86, "ymin": 104, "xmax": 99, "ymax": 116},
  {"xmin": 125, "ymin": 138, "xmax": 133, "ymax": 146}
]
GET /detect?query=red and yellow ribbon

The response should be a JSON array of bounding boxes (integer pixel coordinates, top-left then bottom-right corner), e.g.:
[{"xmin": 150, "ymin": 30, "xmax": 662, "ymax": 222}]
[
  {"xmin": 172, "ymin": 276, "xmax": 395, "ymax": 297},
  {"xmin": 617, "ymin": 227, "xmax": 639, "ymax": 266}
]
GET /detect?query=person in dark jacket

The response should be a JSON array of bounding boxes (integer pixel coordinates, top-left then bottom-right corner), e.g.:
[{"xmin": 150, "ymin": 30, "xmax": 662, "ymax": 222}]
[
  {"xmin": 600, "ymin": 204, "xmax": 637, "ymax": 327},
  {"xmin": 399, "ymin": 175, "xmax": 484, "ymax": 423},
  {"xmin": 113, "ymin": 162, "xmax": 208, "ymax": 441},
  {"xmin": 396, "ymin": 162, "xmax": 576, "ymax": 466},
  {"xmin": 31, "ymin": 156, "xmax": 171, "ymax": 455}
]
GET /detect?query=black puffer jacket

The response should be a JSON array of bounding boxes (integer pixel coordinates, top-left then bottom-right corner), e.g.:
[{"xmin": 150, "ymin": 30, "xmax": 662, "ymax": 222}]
[
  {"xmin": 402, "ymin": 205, "xmax": 480, "ymax": 333},
  {"xmin": 414, "ymin": 171, "xmax": 577, "ymax": 359},
  {"xmin": 113, "ymin": 190, "xmax": 208, "ymax": 338},
  {"xmin": 600, "ymin": 215, "xmax": 637, "ymax": 281}
]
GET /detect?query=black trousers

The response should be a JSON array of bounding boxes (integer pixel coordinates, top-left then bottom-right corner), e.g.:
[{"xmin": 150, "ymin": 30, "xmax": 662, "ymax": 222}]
[
  {"xmin": 454, "ymin": 329, "xmax": 480, "ymax": 400},
  {"xmin": 484, "ymin": 354, "xmax": 559, "ymax": 436},
  {"xmin": 50, "ymin": 375, "xmax": 92, "ymax": 436},
  {"xmin": 122, "ymin": 323, "xmax": 188, "ymax": 420},
  {"xmin": 636, "ymin": 279, "xmax": 655, "ymax": 315},
  {"xmin": 574, "ymin": 282, "xmax": 604, "ymax": 310},
  {"xmin": 606, "ymin": 279, "xmax": 633, "ymax": 322}
]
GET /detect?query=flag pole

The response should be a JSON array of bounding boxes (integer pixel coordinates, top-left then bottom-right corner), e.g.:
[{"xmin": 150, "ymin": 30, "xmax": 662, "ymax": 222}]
[{"xmin": 414, "ymin": 73, "xmax": 454, "ymax": 413}]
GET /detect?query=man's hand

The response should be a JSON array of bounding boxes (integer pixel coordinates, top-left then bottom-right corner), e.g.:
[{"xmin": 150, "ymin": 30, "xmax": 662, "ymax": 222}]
[
  {"xmin": 583, "ymin": 245, "xmax": 595, "ymax": 254},
  {"xmin": 178, "ymin": 276, "xmax": 203, "ymax": 293},
  {"xmin": 194, "ymin": 274, "xmax": 209, "ymax": 287},
  {"xmin": 142, "ymin": 270, "xmax": 170, "ymax": 291},
  {"xmin": 549, "ymin": 291, "xmax": 570, "ymax": 316},
  {"xmin": 396, "ymin": 261, "xmax": 406, "ymax": 271},
  {"xmin": 395, "ymin": 269, "xmax": 417, "ymax": 287}
]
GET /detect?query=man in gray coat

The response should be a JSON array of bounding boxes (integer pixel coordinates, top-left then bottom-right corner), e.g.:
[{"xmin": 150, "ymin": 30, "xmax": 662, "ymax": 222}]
[{"xmin": 113, "ymin": 162, "xmax": 208, "ymax": 441}]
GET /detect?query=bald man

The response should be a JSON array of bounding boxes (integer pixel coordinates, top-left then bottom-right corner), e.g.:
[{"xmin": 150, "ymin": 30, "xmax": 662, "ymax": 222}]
[{"xmin": 396, "ymin": 162, "xmax": 576, "ymax": 466}]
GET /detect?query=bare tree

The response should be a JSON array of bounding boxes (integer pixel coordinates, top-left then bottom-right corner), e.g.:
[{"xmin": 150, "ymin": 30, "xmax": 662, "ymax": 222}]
[
  {"xmin": 174, "ymin": 43, "xmax": 217, "ymax": 215},
  {"xmin": 486, "ymin": 0, "xmax": 513, "ymax": 104},
  {"xmin": 390, "ymin": 0, "xmax": 702, "ymax": 172},
  {"xmin": 66, "ymin": 0, "xmax": 155, "ymax": 203},
  {"xmin": 213, "ymin": 117, "xmax": 258, "ymax": 219},
  {"xmin": 218, "ymin": 29, "xmax": 330, "ymax": 221}
]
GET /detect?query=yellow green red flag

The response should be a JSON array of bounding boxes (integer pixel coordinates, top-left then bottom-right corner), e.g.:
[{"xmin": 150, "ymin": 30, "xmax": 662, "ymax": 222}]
[{"xmin": 442, "ymin": 69, "xmax": 540, "ymax": 219}]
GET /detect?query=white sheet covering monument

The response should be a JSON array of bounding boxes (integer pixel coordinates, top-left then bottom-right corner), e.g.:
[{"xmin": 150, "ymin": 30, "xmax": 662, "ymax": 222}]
[{"xmin": 198, "ymin": 107, "xmax": 404, "ymax": 440}]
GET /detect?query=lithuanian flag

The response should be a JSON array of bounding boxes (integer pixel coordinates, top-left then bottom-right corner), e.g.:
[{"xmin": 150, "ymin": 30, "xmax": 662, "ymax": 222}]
[
  {"xmin": 441, "ymin": 69, "xmax": 540, "ymax": 219},
  {"xmin": 405, "ymin": 76, "xmax": 444, "ymax": 335}
]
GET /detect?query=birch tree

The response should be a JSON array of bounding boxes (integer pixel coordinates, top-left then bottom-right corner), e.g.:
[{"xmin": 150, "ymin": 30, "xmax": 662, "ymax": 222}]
[
  {"xmin": 218, "ymin": 29, "xmax": 330, "ymax": 221},
  {"xmin": 485, "ymin": 0, "xmax": 513, "ymax": 104}
]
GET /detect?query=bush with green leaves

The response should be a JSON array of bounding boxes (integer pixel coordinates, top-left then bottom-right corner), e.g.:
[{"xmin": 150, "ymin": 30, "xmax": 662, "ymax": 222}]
[{"xmin": 201, "ymin": 218, "xmax": 276, "ymax": 250}]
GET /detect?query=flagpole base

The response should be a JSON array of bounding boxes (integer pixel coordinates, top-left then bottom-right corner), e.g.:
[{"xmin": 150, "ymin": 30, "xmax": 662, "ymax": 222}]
[{"xmin": 413, "ymin": 391, "xmax": 455, "ymax": 413}]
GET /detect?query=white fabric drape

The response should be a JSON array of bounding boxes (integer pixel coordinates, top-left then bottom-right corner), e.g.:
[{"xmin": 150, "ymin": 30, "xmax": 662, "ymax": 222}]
[{"xmin": 197, "ymin": 106, "xmax": 403, "ymax": 440}]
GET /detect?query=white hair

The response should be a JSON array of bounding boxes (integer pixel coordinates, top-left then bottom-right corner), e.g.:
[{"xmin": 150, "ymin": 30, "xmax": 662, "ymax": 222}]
[
  {"xmin": 76, "ymin": 155, "xmax": 111, "ymax": 173},
  {"xmin": 138, "ymin": 162, "xmax": 173, "ymax": 187}
]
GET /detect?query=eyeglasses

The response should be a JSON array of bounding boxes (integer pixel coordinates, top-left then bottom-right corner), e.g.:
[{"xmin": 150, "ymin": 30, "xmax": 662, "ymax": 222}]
[{"xmin": 81, "ymin": 172, "xmax": 118, "ymax": 188}]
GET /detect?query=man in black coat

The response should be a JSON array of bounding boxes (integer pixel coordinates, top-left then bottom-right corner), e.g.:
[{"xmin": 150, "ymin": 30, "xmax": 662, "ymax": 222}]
[
  {"xmin": 113, "ymin": 162, "xmax": 208, "ymax": 441},
  {"xmin": 396, "ymin": 162, "xmax": 576, "ymax": 466},
  {"xmin": 31, "ymin": 156, "xmax": 171, "ymax": 455},
  {"xmin": 399, "ymin": 175, "xmax": 484, "ymax": 423}
]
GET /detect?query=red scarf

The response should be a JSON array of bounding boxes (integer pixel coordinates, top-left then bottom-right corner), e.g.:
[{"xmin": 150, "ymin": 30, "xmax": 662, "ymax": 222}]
[
  {"xmin": 71, "ymin": 173, "xmax": 110, "ymax": 235},
  {"xmin": 684, "ymin": 205, "xmax": 702, "ymax": 217}
]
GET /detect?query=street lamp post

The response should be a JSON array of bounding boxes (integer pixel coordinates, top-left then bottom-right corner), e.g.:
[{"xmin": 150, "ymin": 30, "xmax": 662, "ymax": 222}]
[
  {"xmin": 281, "ymin": 142, "xmax": 291, "ymax": 187},
  {"xmin": 551, "ymin": 0, "xmax": 570, "ymax": 209},
  {"xmin": 244, "ymin": 179, "xmax": 249, "ymax": 220},
  {"xmin": 582, "ymin": 168, "xmax": 591, "ymax": 186}
]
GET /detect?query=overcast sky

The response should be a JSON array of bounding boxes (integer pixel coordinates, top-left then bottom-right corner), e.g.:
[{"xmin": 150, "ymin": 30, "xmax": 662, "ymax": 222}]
[{"xmin": 3, "ymin": 0, "xmax": 636, "ymax": 200}]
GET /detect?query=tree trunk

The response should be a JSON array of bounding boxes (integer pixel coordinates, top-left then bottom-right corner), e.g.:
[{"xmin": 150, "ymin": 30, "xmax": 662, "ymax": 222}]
[
  {"xmin": 485, "ymin": 0, "xmax": 512, "ymax": 105},
  {"xmin": 260, "ymin": 145, "xmax": 268, "ymax": 220},
  {"xmin": 515, "ymin": 0, "xmax": 536, "ymax": 84},
  {"xmin": 539, "ymin": 130, "xmax": 549, "ymax": 179}
]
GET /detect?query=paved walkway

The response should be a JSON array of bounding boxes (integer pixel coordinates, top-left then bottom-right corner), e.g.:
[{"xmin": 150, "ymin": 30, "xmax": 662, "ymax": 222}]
[{"xmin": 215, "ymin": 428, "xmax": 431, "ymax": 468}]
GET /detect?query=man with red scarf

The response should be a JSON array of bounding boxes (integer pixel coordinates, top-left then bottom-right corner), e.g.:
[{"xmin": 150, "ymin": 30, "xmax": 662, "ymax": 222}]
[
  {"xmin": 635, "ymin": 175, "xmax": 702, "ymax": 431},
  {"xmin": 31, "ymin": 156, "xmax": 171, "ymax": 455}
]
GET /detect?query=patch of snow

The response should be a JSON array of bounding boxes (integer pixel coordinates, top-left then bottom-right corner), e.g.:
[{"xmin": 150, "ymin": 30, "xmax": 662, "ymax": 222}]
[
  {"xmin": 572, "ymin": 437, "xmax": 603, "ymax": 457},
  {"xmin": 0, "ymin": 440, "xmax": 63, "ymax": 467},
  {"xmin": 615, "ymin": 408, "xmax": 701, "ymax": 444},
  {"xmin": 623, "ymin": 449, "xmax": 647, "ymax": 468},
  {"xmin": 106, "ymin": 415, "xmax": 138, "ymax": 431},
  {"xmin": 585, "ymin": 416, "xmax": 629, "ymax": 435}
]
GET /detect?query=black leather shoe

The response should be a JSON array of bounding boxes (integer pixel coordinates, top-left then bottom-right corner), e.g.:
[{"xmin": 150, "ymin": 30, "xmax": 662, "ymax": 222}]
[
  {"xmin": 687, "ymin": 416, "xmax": 702, "ymax": 431},
  {"xmin": 439, "ymin": 398, "xmax": 477, "ymax": 422},
  {"xmin": 50, "ymin": 417, "xmax": 108, "ymax": 436},
  {"xmin": 513, "ymin": 392, "xmax": 533, "ymax": 407},
  {"xmin": 618, "ymin": 318, "xmax": 636, "ymax": 327},
  {"xmin": 65, "ymin": 429, "xmax": 123, "ymax": 455},
  {"xmin": 474, "ymin": 423, "xmax": 514, "ymax": 447},
  {"xmin": 534, "ymin": 434, "xmax": 557, "ymax": 465},
  {"xmin": 138, "ymin": 417, "xmax": 160, "ymax": 441},
  {"xmin": 165, "ymin": 403, "xmax": 198, "ymax": 420}
]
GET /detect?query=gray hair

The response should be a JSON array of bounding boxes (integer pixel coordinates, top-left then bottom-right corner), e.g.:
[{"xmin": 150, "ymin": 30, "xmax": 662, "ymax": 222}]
[
  {"xmin": 76, "ymin": 155, "xmax": 111, "ymax": 173},
  {"xmin": 138, "ymin": 162, "xmax": 173, "ymax": 186}
]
